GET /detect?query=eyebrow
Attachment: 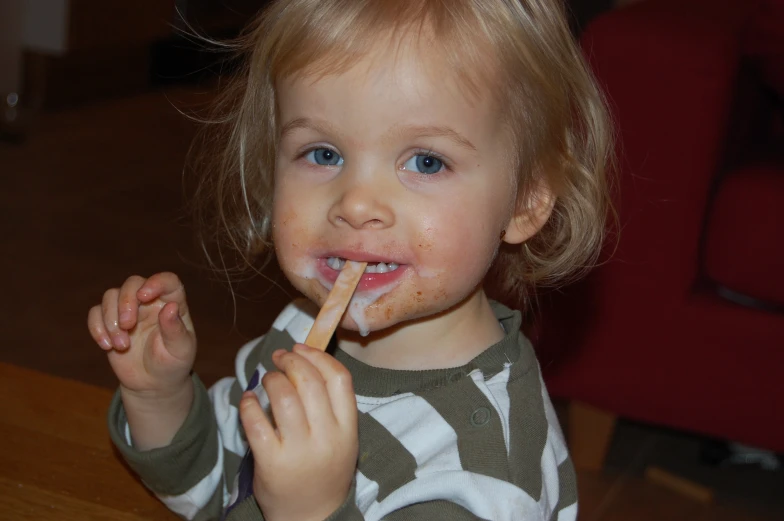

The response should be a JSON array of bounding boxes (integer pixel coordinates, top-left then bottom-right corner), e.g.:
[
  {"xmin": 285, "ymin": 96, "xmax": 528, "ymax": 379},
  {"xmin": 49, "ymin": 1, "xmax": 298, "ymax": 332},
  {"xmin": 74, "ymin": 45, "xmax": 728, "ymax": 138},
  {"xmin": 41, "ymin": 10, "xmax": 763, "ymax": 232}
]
[
  {"xmin": 280, "ymin": 117, "xmax": 343, "ymax": 141},
  {"xmin": 279, "ymin": 117, "xmax": 477, "ymax": 152},
  {"xmin": 394, "ymin": 124, "xmax": 477, "ymax": 152}
]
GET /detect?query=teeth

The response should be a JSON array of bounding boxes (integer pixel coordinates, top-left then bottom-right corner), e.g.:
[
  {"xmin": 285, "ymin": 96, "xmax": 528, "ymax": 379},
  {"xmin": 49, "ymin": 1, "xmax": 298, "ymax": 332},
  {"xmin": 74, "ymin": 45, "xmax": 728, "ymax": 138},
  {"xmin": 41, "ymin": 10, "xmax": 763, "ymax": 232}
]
[
  {"xmin": 326, "ymin": 257, "xmax": 346, "ymax": 270},
  {"xmin": 326, "ymin": 257, "xmax": 400, "ymax": 273},
  {"xmin": 364, "ymin": 261, "xmax": 400, "ymax": 273}
]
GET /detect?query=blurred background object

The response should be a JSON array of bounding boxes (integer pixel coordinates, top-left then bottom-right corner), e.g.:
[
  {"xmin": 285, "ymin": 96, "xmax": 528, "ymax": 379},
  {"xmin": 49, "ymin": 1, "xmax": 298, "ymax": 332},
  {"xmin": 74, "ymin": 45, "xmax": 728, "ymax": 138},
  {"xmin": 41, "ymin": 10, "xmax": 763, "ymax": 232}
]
[
  {"xmin": 0, "ymin": 0, "xmax": 69, "ymax": 139},
  {"xmin": 2, "ymin": 0, "xmax": 267, "ymax": 115},
  {"xmin": 21, "ymin": 0, "xmax": 176, "ymax": 109},
  {"xmin": 0, "ymin": 1, "xmax": 26, "ymax": 140}
]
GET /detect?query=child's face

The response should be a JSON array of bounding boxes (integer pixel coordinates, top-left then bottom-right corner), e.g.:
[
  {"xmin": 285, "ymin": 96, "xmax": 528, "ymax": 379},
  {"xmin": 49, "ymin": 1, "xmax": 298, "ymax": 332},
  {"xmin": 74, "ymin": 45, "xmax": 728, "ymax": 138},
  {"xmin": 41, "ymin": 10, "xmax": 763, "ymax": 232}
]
[{"xmin": 272, "ymin": 37, "xmax": 523, "ymax": 335}]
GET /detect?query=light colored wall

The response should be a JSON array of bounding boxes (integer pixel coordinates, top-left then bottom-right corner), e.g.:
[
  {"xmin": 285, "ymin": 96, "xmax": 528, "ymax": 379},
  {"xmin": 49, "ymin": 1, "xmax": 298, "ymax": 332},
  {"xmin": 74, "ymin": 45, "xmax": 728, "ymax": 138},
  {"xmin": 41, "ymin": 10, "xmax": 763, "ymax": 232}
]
[
  {"xmin": 0, "ymin": 0, "xmax": 69, "ymax": 94},
  {"xmin": 0, "ymin": 1, "xmax": 25, "ymax": 93},
  {"xmin": 24, "ymin": 0, "xmax": 70, "ymax": 54}
]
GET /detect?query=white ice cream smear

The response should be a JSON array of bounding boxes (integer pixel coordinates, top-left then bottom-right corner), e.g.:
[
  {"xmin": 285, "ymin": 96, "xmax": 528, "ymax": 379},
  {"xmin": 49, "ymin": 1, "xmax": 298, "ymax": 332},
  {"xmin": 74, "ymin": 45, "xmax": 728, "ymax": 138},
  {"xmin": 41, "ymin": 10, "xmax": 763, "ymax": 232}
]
[
  {"xmin": 291, "ymin": 258, "xmax": 318, "ymax": 280},
  {"xmin": 347, "ymin": 286, "xmax": 393, "ymax": 337},
  {"xmin": 415, "ymin": 266, "xmax": 444, "ymax": 279}
]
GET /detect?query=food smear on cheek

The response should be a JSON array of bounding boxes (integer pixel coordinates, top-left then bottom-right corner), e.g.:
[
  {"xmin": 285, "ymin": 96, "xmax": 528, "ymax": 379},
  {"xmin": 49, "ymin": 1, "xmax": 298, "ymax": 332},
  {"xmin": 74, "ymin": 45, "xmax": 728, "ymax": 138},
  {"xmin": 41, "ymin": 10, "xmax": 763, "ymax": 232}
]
[
  {"xmin": 416, "ymin": 265, "xmax": 444, "ymax": 279},
  {"xmin": 414, "ymin": 229, "xmax": 442, "ymax": 279},
  {"xmin": 283, "ymin": 234, "xmax": 326, "ymax": 282}
]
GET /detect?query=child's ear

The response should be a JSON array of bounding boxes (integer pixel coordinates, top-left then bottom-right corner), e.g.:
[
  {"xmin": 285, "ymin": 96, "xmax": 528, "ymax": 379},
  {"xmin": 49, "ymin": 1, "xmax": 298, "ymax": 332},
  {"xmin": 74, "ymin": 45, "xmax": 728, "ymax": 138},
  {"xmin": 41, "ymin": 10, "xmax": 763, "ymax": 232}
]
[{"xmin": 502, "ymin": 184, "xmax": 556, "ymax": 245}]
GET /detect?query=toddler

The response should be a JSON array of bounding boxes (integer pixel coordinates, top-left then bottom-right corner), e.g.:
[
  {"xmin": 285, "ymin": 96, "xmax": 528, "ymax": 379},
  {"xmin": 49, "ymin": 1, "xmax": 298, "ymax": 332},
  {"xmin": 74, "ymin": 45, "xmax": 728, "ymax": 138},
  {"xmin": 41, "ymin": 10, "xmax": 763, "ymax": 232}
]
[{"xmin": 87, "ymin": 0, "xmax": 611, "ymax": 520}]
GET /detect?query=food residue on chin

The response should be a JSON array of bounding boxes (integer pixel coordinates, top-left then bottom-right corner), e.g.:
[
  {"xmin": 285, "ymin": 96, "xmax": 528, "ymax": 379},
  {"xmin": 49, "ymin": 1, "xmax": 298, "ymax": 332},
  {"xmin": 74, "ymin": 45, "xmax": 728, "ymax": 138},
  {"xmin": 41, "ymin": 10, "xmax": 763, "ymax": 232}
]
[{"xmin": 347, "ymin": 287, "xmax": 390, "ymax": 336}]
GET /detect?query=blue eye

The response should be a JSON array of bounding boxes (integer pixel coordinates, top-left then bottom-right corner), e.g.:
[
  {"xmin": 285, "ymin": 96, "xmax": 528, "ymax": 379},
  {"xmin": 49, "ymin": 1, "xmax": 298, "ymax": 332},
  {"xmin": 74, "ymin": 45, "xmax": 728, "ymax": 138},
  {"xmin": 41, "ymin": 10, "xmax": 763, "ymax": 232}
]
[
  {"xmin": 403, "ymin": 154, "xmax": 443, "ymax": 175},
  {"xmin": 305, "ymin": 148, "xmax": 343, "ymax": 166}
]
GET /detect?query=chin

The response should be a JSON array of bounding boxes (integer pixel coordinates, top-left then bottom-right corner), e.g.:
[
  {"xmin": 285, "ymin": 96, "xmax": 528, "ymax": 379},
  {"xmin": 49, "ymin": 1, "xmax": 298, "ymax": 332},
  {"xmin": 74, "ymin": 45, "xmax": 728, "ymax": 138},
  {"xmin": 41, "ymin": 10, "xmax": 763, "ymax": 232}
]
[
  {"xmin": 341, "ymin": 290, "xmax": 458, "ymax": 338},
  {"xmin": 336, "ymin": 310, "xmax": 400, "ymax": 339}
]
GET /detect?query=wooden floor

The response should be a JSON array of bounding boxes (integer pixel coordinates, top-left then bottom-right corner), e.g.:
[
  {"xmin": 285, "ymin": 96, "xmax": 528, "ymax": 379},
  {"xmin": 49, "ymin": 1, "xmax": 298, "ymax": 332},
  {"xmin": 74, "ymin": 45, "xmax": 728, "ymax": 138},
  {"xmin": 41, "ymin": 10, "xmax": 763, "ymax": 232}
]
[{"xmin": 1, "ymin": 89, "xmax": 781, "ymax": 520}]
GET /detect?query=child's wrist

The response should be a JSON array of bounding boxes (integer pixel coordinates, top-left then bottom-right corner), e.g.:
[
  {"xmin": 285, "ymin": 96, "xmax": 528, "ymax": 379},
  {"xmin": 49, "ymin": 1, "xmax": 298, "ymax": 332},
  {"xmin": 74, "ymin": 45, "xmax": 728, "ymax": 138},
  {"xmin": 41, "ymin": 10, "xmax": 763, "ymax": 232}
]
[
  {"xmin": 120, "ymin": 378, "xmax": 195, "ymax": 450},
  {"xmin": 260, "ymin": 487, "xmax": 352, "ymax": 521},
  {"xmin": 120, "ymin": 375, "xmax": 193, "ymax": 408}
]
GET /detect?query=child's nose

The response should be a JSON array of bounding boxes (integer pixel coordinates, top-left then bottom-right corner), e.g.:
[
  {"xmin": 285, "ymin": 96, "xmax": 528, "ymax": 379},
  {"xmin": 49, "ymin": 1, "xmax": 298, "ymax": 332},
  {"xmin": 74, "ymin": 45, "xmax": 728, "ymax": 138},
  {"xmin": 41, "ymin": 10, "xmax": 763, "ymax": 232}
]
[{"xmin": 327, "ymin": 174, "xmax": 395, "ymax": 230}]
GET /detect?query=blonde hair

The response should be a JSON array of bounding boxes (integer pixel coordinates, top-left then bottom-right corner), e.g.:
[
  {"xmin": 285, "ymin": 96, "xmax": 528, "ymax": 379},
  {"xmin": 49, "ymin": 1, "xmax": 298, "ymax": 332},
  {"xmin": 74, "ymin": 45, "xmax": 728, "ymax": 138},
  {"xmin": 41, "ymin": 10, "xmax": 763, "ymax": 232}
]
[{"xmin": 188, "ymin": 0, "xmax": 613, "ymax": 305}]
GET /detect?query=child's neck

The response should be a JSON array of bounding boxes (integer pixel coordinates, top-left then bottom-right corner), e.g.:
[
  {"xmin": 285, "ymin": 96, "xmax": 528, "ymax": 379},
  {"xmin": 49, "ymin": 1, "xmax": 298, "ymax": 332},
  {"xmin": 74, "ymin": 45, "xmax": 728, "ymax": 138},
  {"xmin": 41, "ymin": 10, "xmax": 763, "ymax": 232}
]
[{"xmin": 337, "ymin": 288, "xmax": 504, "ymax": 371}]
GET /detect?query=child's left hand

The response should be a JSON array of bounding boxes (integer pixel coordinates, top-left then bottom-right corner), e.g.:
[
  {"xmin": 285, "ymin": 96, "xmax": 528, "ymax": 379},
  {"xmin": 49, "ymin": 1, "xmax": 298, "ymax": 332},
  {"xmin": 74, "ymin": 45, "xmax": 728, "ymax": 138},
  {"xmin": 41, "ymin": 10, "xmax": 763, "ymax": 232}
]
[{"xmin": 239, "ymin": 343, "xmax": 359, "ymax": 521}]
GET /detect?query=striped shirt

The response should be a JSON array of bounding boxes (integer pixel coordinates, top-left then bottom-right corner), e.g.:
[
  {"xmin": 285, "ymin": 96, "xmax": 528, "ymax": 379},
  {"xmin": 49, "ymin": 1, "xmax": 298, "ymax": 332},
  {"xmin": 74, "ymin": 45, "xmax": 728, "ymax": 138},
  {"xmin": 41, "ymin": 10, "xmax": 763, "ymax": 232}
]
[{"xmin": 109, "ymin": 299, "xmax": 577, "ymax": 521}]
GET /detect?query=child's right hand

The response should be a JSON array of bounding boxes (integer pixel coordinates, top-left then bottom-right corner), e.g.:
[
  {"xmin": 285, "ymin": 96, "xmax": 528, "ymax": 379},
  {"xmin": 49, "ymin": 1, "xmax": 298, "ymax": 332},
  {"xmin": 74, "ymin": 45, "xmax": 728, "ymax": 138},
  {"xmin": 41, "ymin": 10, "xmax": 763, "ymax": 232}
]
[
  {"xmin": 239, "ymin": 344, "xmax": 358, "ymax": 521},
  {"xmin": 87, "ymin": 272, "xmax": 196, "ymax": 400}
]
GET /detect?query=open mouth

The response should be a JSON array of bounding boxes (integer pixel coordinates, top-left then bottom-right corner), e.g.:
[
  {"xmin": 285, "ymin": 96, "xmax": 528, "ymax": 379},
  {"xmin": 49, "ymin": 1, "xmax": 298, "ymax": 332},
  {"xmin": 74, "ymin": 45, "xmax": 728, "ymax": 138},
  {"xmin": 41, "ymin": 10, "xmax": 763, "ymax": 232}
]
[
  {"xmin": 326, "ymin": 257, "xmax": 401, "ymax": 274},
  {"xmin": 318, "ymin": 255, "xmax": 407, "ymax": 292}
]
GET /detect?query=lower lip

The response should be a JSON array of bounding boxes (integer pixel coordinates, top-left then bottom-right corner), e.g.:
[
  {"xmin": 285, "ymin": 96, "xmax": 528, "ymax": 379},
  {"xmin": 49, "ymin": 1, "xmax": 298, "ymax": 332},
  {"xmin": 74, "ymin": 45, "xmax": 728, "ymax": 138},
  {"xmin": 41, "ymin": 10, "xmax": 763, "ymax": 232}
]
[{"xmin": 317, "ymin": 259, "xmax": 407, "ymax": 292}]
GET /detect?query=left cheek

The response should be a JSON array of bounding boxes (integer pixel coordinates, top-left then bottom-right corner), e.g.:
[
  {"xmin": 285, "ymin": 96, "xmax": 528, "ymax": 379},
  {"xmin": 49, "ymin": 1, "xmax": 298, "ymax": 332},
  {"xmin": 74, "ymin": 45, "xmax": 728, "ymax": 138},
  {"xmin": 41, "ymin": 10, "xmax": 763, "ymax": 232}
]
[{"xmin": 423, "ymin": 212, "xmax": 498, "ymax": 276}]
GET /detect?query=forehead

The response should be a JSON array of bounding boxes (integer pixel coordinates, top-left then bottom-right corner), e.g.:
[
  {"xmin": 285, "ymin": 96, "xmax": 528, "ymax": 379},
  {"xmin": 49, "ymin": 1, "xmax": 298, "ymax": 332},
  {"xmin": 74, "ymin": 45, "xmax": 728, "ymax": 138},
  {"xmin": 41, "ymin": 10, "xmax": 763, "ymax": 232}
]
[
  {"xmin": 292, "ymin": 33, "xmax": 482, "ymax": 102},
  {"xmin": 276, "ymin": 36, "xmax": 505, "ymax": 151},
  {"xmin": 271, "ymin": 14, "xmax": 502, "ymax": 108}
]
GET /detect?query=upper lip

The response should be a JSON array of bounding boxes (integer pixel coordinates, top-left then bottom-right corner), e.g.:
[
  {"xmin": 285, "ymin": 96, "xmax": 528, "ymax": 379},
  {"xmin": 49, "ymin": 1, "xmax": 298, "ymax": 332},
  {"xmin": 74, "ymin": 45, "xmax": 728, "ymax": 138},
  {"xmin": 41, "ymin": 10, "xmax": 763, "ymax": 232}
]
[{"xmin": 320, "ymin": 250, "xmax": 405, "ymax": 264}]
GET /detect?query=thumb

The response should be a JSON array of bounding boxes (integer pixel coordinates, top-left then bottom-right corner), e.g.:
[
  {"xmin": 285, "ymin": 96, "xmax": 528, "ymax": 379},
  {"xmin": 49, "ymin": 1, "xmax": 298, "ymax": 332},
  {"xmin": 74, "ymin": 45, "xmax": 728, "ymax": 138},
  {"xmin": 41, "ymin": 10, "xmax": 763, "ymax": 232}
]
[
  {"xmin": 158, "ymin": 301, "xmax": 195, "ymax": 360},
  {"xmin": 239, "ymin": 391, "xmax": 278, "ymax": 455}
]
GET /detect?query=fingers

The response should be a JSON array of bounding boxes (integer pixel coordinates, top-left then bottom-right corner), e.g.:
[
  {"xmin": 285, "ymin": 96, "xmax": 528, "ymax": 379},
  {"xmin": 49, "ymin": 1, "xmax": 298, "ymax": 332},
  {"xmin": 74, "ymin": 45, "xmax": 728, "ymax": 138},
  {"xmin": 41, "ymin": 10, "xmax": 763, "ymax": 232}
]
[
  {"xmin": 157, "ymin": 301, "xmax": 195, "ymax": 360},
  {"xmin": 96, "ymin": 275, "xmax": 150, "ymax": 350},
  {"xmin": 239, "ymin": 391, "xmax": 279, "ymax": 454},
  {"xmin": 262, "ymin": 369, "xmax": 310, "ymax": 442},
  {"xmin": 292, "ymin": 344, "xmax": 357, "ymax": 429},
  {"xmin": 117, "ymin": 275, "xmax": 146, "ymax": 329},
  {"xmin": 271, "ymin": 349, "xmax": 335, "ymax": 428},
  {"xmin": 90, "ymin": 275, "xmax": 146, "ymax": 350},
  {"xmin": 258, "ymin": 348, "xmax": 356, "ymax": 449},
  {"xmin": 100, "ymin": 288, "xmax": 129, "ymax": 350},
  {"xmin": 87, "ymin": 305, "xmax": 114, "ymax": 350},
  {"xmin": 138, "ymin": 272, "xmax": 188, "ymax": 313},
  {"xmin": 88, "ymin": 273, "xmax": 190, "ymax": 351}
]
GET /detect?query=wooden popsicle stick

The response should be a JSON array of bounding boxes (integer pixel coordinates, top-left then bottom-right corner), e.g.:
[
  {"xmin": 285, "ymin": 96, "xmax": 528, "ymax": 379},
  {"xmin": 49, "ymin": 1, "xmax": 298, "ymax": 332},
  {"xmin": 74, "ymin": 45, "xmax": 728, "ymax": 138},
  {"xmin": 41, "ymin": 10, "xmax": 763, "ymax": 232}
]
[{"xmin": 305, "ymin": 261, "xmax": 368, "ymax": 351}]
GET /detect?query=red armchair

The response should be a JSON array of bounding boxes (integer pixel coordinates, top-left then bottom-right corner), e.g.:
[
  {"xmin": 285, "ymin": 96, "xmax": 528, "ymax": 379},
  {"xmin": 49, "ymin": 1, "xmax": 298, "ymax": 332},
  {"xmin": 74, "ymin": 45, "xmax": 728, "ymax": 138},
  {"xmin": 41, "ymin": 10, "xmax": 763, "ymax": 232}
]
[{"xmin": 536, "ymin": 0, "xmax": 784, "ymax": 468}]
